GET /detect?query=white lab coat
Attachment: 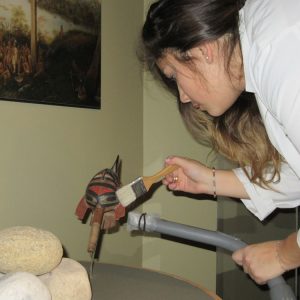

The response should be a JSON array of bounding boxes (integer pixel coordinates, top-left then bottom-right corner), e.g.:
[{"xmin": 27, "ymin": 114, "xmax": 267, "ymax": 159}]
[{"xmin": 234, "ymin": 0, "xmax": 300, "ymax": 221}]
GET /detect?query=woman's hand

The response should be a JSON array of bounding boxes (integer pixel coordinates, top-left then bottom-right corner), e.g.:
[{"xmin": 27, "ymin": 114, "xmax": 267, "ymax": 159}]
[
  {"xmin": 232, "ymin": 232, "xmax": 300, "ymax": 285},
  {"xmin": 162, "ymin": 156, "xmax": 212, "ymax": 195},
  {"xmin": 232, "ymin": 241, "xmax": 285, "ymax": 285},
  {"xmin": 163, "ymin": 155, "xmax": 249, "ymax": 199}
]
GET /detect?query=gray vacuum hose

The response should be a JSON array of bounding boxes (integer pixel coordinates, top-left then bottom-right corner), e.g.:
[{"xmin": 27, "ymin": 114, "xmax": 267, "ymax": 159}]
[{"xmin": 127, "ymin": 212, "xmax": 296, "ymax": 300}]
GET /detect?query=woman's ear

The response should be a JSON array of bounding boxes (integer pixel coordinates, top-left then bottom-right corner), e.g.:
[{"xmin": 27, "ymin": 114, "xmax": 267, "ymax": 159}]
[{"xmin": 199, "ymin": 42, "xmax": 214, "ymax": 63}]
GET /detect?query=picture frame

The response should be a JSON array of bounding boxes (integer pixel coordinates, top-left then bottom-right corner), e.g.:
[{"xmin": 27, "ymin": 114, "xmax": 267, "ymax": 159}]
[{"xmin": 0, "ymin": 0, "xmax": 101, "ymax": 109}]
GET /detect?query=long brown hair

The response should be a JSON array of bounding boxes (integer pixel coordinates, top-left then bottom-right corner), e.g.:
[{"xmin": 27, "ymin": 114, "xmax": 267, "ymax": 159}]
[{"xmin": 141, "ymin": 0, "xmax": 282, "ymax": 186}]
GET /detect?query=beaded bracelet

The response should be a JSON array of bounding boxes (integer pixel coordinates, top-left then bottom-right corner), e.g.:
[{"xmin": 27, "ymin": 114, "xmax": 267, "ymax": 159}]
[{"xmin": 212, "ymin": 167, "xmax": 217, "ymax": 199}]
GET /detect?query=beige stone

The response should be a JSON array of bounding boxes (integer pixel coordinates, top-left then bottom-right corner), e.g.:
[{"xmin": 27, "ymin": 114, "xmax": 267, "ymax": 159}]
[
  {"xmin": 39, "ymin": 258, "xmax": 92, "ymax": 300},
  {"xmin": 0, "ymin": 272, "xmax": 51, "ymax": 300},
  {"xmin": 0, "ymin": 226, "xmax": 63, "ymax": 275}
]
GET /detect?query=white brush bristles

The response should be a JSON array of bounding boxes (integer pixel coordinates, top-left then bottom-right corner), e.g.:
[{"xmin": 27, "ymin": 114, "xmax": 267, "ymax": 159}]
[{"xmin": 116, "ymin": 184, "xmax": 136, "ymax": 207}]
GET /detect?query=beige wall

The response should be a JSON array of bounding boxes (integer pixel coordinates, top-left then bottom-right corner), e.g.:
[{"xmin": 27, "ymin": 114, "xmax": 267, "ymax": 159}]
[{"xmin": 0, "ymin": 0, "xmax": 144, "ymax": 267}]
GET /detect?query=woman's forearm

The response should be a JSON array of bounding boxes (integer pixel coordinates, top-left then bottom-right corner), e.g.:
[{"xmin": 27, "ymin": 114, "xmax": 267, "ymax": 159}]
[{"xmin": 214, "ymin": 169, "xmax": 249, "ymax": 199}]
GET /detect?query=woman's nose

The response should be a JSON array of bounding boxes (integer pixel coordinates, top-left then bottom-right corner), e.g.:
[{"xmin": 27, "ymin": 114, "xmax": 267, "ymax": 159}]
[{"xmin": 178, "ymin": 87, "xmax": 190, "ymax": 103}]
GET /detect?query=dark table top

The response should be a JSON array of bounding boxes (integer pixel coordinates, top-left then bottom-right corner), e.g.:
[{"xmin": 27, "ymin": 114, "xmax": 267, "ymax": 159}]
[{"xmin": 80, "ymin": 262, "xmax": 219, "ymax": 300}]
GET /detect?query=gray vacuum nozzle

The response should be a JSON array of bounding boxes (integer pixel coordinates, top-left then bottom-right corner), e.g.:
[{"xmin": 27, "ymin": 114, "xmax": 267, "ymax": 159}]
[{"xmin": 127, "ymin": 211, "xmax": 296, "ymax": 300}]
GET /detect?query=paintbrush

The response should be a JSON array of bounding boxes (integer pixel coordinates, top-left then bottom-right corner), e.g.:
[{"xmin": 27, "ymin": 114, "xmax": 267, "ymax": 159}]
[{"xmin": 116, "ymin": 164, "xmax": 179, "ymax": 207}]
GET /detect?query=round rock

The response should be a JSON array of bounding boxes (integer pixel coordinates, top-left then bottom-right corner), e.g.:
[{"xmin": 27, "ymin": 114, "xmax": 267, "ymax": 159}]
[
  {"xmin": 0, "ymin": 272, "xmax": 51, "ymax": 300},
  {"xmin": 0, "ymin": 226, "xmax": 63, "ymax": 275},
  {"xmin": 39, "ymin": 258, "xmax": 92, "ymax": 300}
]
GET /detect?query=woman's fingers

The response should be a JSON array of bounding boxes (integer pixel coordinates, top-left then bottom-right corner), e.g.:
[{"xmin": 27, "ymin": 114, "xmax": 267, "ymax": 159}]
[{"xmin": 232, "ymin": 248, "xmax": 244, "ymax": 266}]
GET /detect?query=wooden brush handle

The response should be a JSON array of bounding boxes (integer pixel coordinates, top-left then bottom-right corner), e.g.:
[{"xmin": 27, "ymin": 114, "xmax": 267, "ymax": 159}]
[{"xmin": 143, "ymin": 164, "xmax": 179, "ymax": 190}]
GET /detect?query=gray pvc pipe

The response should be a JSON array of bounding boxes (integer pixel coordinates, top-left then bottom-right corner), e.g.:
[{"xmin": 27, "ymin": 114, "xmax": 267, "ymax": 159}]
[{"xmin": 127, "ymin": 212, "xmax": 296, "ymax": 300}]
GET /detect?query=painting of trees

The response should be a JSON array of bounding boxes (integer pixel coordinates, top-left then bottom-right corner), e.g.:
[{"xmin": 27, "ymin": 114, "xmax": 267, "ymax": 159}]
[{"xmin": 0, "ymin": 0, "xmax": 101, "ymax": 109}]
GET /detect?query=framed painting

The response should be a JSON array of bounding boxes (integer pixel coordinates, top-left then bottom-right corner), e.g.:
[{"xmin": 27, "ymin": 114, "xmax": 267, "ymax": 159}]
[{"xmin": 0, "ymin": 0, "xmax": 101, "ymax": 109}]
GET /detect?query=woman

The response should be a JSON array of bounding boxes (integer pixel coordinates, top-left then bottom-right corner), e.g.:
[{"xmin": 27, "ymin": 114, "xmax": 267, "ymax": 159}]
[{"xmin": 141, "ymin": 0, "xmax": 300, "ymax": 285}]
